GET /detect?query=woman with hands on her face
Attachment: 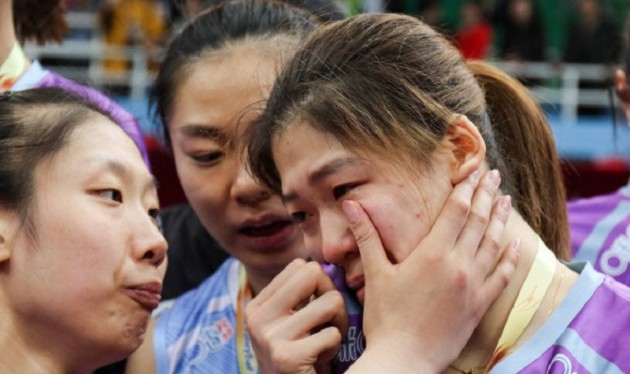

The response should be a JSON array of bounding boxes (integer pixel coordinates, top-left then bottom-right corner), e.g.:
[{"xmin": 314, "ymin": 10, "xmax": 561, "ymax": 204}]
[{"xmin": 246, "ymin": 14, "xmax": 630, "ymax": 373}]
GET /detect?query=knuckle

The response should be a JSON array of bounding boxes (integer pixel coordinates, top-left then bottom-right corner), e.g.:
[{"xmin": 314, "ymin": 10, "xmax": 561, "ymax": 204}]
[
  {"xmin": 451, "ymin": 195, "xmax": 471, "ymax": 216},
  {"xmin": 468, "ymin": 209, "xmax": 488, "ymax": 227},
  {"xmin": 304, "ymin": 260, "xmax": 323, "ymax": 278},
  {"xmin": 453, "ymin": 268, "xmax": 470, "ymax": 290},
  {"xmin": 325, "ymin": 290, "xmax": 345, "ymax": 310}
]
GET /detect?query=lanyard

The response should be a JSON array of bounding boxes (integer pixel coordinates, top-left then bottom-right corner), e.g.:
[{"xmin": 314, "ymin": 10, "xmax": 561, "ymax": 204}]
[
  {"xmin": 489, "ymin": 238, "xmax": 557, "ymax": 368},
  {"xmin": 236, "ymin": 264, "xmax": 259, "ymax": 374},
  {"xmin": 0, "ymin": 42, "xmax": 28, "ymax": 92}
]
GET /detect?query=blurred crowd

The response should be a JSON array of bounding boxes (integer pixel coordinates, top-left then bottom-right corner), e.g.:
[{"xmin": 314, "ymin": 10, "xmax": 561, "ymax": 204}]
[{"xmin": 57, "ymin": 0, "xmax": 629, "ymax": 70}]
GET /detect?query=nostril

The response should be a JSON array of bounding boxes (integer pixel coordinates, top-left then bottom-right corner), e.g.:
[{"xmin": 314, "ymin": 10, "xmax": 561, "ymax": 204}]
[{"xmin": 143, "ymin": 250, "xmax": 155, "ymax": 260}]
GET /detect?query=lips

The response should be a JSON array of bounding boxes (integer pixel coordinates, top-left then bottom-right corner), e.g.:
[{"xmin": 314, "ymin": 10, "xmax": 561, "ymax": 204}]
[
  {"xmin": 127, "ymin": 282, "xmax": 162, "ymax": 310},
  {"xmin": 346, "ymin": 274, "xmax": 366, "ymax": 304},
  {"xmin": 238, "ymin": 216, "xmax": 293, "ymax": 236},
  {"xmin": 237, "ymin": 215, "xmax": 296, "ymax": 250}
]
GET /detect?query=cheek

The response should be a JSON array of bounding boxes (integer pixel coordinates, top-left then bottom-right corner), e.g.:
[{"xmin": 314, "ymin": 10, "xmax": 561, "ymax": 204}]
[{"xmin": 360, "ymin": 194, "xmax": 431, "ymax": 263}]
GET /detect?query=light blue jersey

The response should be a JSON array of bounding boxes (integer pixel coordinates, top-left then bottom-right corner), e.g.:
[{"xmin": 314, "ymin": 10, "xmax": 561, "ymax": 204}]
[{"xmin": 153, "ymin": 258, "xmax": 251, "ymax": 374}]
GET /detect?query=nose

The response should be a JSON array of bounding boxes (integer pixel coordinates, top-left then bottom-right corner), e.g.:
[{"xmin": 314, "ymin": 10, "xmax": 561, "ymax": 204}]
[
  {"xmin": 319, "ymin": 210, "xmax": 358, "ymax": 265},
  {"xmin": 231, "ymin": 161, "xmax": 272, "ymax": 207},
  {"xmin": 134, "ymin": 213, "xmax": 168, "ymax": 268}
]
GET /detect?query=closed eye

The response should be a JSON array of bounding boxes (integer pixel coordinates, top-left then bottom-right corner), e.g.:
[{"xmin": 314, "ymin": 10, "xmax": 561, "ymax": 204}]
[
  {"xmin": 333, "ymin": 184, "xmax": 357, "ymax": 200},
  {"xmin": 191, "ymin": 151, "xmax": 224, "ymax": 165}
]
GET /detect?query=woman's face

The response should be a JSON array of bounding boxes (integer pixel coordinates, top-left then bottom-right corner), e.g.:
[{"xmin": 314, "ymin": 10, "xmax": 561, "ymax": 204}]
[
  {"xmin": 5, "ymin": 116, "xmax": 167, "ymax": 366},
  {"xmin": 167, "ymin": 46, "xmax": 306, "ymax": 277},
  {"xmin": 274, "ymin": 122, "xmax": 453, "ymax": 304}
]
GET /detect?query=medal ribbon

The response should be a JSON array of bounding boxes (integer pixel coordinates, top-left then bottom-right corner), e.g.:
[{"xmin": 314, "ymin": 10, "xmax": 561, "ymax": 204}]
[
  {"xmin": 489, "ymin": 238, "xmax": 557, "ymax": 368},
  {"xmin": 236, "ymin": 264, "xmax": 259, "ymax": 374},
  {"xmin": 0, "ymin": 42, "xmax": 28, "ymax": 92}
]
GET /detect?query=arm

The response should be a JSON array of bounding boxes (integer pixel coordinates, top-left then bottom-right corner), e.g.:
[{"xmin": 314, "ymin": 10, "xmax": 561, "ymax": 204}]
[{"xmin": 125, "ymin": 318, "xmax": 158, "ymax": 374}]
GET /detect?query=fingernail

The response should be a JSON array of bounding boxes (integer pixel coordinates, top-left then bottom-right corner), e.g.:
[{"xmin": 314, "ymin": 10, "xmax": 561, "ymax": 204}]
[
  {"xmin": 512, "ymin": 239, "xmax": 521, "ymax": 255},
  {"xmin": 490, "ymin": 169, "xmax": 501, "ymax": 188},
  {"xmin": 468, "ymin": 170, "xmax": 479, "ymax": 184},
  {"xmin": 500, "ymin": 195, "xmax": 512, "ymax": 212},
  {"xmin": 342, "ymin": 200, "xmax": 360, "ymax": 224}
]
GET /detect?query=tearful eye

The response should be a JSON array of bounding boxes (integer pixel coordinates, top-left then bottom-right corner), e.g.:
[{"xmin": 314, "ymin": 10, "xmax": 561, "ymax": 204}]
[
  {"xmin": 99, "ymin": 189, "xmax": 123, "ymax": 203},
  {"xmin": 291, "ymin": 211, "xmax": 307, "ymax": 223},
  {"xmin": 333, "ymin": 184, "xmax": 356, "ymax": 200},
  {"xmin": 191, "ymin": 152, "xmax": 224, "ymax": 165}
]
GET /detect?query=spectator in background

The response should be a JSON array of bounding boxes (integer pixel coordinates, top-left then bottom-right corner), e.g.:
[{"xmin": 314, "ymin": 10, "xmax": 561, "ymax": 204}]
[
  {"xmin": 564, "ymin": 0, "xmax": 620, "ymax": 64},
  {"xmin": 455, "ymin": 0, "xmax": 493, "ymax": 59},
  {"xmin": 493, "ymin": 0, "xmax": 546, "ymax": 62},
  {"xmin": 563, "ymin": 0, "xmax": 620, "ymax": 115},
  {"xmin": 98, "ymin": 0, "xmax": 166, "ymax": 77},
  {"xmin": 569, "ymin": 11, "xmax": 630, "ymax": 286},
  {"xmin": 0, "ymin": 0, "xmax": 150, "ymax": 165}
]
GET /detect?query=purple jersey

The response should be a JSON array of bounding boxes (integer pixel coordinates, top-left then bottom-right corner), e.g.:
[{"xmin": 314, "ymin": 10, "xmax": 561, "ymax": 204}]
[
  {"xmin": 12, "ymin": 61, "xmax": 150, "ymax": 167},
  {"xmin": 323, "ymin": 264, "xmax": 364, "ymax": 372},
  {"xmin": 568, "ymin": 180, "xmax": 630, "ymax": 286},
  {"xmin": 491, "ymin": 262, "xmax": 630, "ymax": 373}
]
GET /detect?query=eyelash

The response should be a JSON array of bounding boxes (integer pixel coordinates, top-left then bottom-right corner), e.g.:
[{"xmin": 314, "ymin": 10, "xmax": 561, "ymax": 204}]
[
  {"xmin": 191, "ymin": 151, "xmax": 224, "ymax": 165},
  {"xmin": 99, "ymin": 189, "xmax": 123, "ymax": 203},
  {"xmin": 333, "ymin": 184, "xmax": 357, "ymax": 200}
]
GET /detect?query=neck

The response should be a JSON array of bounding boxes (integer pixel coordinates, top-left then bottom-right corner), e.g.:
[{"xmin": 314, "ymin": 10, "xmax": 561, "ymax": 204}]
[
  {"xmin": 0, "ymin": 0, "xmax": 17, "ymax": 63},
  {"xmin": 0, "ymin": 302, "xmax": 65, "ymax": 373},
  {"xmin": 447, "ymin": 211, "xmax": 569, "ymax": 372}
]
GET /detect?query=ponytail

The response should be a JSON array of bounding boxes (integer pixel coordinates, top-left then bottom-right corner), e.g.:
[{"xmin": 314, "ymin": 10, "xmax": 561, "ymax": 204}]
[{"xmin": 468, "ymin": 60, "xmax": 570, "ymax": 261}]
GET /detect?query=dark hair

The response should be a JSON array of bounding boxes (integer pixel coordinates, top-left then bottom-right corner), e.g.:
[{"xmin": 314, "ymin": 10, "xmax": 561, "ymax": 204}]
[
  {"xmin": 150, "ymin": 0, "xmax": 325, "ymax": 147},
  {"xmin": 12, "ymin": 0, "xmax": 68, "ymax": 45},
  {"xmin": 248, "ymin": 14, "xmax": 570, "ymax": 258},
  {"xmin": 0, "ymin": 87, "xmax": 116, "ymax": 237}
]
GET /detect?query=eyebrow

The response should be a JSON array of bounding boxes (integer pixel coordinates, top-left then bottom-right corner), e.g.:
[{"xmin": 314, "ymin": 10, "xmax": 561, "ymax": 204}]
[
  {"xmin": 90, "ymin": 158, "xmax": 157, "ymax": 194},
  {"xmin": 282, "ymin": 157, "xmax": 360, "ymax": 204},
  {"xmin": 178, "ymin": 124, "xmax": 228, "ymax": 144}
]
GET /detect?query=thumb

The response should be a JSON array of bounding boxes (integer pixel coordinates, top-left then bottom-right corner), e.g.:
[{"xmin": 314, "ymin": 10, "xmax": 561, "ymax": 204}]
[{"xmin": 341, "ymin": 200, "xmax": 390, "ymax": 276}]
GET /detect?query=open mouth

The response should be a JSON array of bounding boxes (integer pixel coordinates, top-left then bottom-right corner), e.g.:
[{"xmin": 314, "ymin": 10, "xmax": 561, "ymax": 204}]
[{"xmin": 239, "ymin": 218, "xmax": 293, "ymax": 237}]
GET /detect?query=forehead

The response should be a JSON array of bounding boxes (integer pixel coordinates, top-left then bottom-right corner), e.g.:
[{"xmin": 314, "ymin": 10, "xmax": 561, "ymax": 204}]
[
  {"xmin": 43, "ymin": 115, "xmax": 150, "ymax": 182},
  {"xmin": 170, "ymin": 45, "xmax": 279, "ymax": 138}
]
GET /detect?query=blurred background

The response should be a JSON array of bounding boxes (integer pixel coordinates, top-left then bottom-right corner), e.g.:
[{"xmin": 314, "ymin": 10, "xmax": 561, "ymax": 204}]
[{"xmin": 26, "ymin": 0, "xmax": 630, "ymax": 206}]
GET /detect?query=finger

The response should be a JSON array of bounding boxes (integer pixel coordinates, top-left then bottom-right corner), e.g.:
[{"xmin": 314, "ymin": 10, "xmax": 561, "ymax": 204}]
[
  {"xmin": 479, "ymin": 239, "xmax": 520, "ymax": 307},
  {"xmin": 453, "ymin": 170, "xmax": 501, "ymax": 260},
  {"xmin": 292, "ymin": 326, "xmax": 344, "ymax": 370},
  {"xmin": 265, "ymin": 261, "xmax": 337, "ymax": 318},
  {"xmin": 473, "ymin": 195, "xmax": 512, "ymax": 275},
  {"xmin": 248, "ymin": 258, "xmax": 307, "ymax": 310},
  {"xmin": 282, "ymin": 290, "xmax": 348, "ymax": 341},
  {"xmin": 424, "ymin": 170, "xmax": 479, "ymax": 252},
  {"xmin": 342, "ymin": 200, "xmax": 390, "ymax": 277}
]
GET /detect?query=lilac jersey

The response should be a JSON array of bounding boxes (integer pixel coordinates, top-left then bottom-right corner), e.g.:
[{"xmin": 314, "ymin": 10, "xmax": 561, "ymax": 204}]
[
  {"xmin": 322, "ymin": 264, "xmax": 364, "ymax": 372},
  {"xmin": 491, "ymin": 262, "xmax": 630, "ymax": 373},
  {"xmin": 568, "ymin": 180, "xmax": 630, "ymax": 286},
  {"xmin": 12, "ymin": 61, "xmax": 150, "ymax": 167}
]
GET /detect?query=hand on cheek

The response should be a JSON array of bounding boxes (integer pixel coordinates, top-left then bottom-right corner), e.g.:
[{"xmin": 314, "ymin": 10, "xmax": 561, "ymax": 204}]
[{"xmin": 341, "ymin": 169, "xmax": 520, "ymax": 373}]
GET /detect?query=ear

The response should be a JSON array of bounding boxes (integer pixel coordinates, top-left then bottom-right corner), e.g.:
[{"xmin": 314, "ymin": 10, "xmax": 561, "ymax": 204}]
[
  {"xmin": 0, "ymin": 208, "xmax": 17, "ymax": 263},
  {"xmin": 615, "ymin": 69, "xmax": 630, "ymax": 119},
  {"xmin": 443, "ymin": 115, "xmax": 486, "ymax": 185}
]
